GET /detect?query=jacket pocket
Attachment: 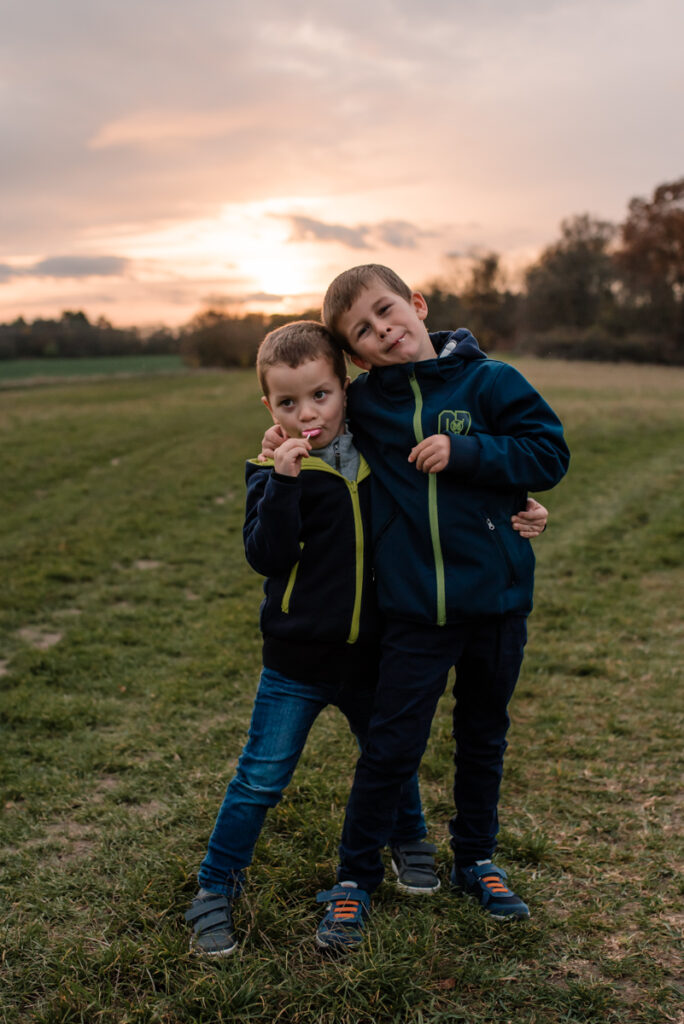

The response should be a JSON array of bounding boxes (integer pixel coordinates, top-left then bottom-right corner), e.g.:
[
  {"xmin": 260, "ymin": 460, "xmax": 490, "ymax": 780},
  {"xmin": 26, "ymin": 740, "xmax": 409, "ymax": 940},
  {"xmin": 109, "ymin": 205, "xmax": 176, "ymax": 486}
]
[
  {"xmin": 372, "ymin": 510, "xmax": 397, "ymax": 551},
  {"xmin": 281, "ymin": 542, "xmax": 304, "ymax": 612},
  {"xmin": 483, "ymin": 515, "xmax": 519, "ymax": 587}
]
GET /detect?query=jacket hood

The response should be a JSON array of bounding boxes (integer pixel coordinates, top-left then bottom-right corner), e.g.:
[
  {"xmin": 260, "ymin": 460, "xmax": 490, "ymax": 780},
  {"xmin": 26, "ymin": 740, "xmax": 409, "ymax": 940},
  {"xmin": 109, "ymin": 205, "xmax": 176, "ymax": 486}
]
[{"xmin": 430, "ymin": 329, "xmax": 487, "ymax": 361}]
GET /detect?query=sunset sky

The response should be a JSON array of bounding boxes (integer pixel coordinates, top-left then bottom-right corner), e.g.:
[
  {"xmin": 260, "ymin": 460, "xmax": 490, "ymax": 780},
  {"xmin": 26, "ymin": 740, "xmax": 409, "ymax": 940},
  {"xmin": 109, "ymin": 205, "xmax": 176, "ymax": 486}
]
[{"xmin": 2, "ymin": 0, "xmax": 683, "ymax": 327}]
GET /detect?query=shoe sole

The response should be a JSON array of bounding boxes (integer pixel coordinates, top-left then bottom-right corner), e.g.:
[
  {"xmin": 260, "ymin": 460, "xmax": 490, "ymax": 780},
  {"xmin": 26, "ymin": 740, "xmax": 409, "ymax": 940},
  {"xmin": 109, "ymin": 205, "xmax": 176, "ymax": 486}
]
[
  {"xmin": 189, "ymin": 938, "xmax": 238, "ymax": 957},
  {"xmin": 391, "ymin": 859, "xmax": 441, "ymax": 895},
  {"xmin": 315, "ymin": 934, "xmax": 359, "ymax": 953},
  {"xmin": 488, "ymin": 912, "xmax": 529, "ymax": 921}
]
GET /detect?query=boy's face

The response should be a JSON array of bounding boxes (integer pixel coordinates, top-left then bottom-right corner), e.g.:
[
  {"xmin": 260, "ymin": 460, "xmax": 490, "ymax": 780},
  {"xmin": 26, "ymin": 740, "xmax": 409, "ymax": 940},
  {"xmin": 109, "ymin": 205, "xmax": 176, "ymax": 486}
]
[
  {"xmin": 262, "ymin": 356, "xmax": 349, "ymax": 450},
  {"xmin": 337, "ymin": 280, "xmax": 435, "ymax": 368}
]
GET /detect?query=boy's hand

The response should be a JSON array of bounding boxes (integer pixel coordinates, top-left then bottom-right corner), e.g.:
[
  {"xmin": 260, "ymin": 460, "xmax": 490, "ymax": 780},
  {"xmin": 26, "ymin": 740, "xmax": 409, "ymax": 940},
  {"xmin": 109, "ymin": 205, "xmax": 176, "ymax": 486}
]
[
  {"xmin": 274, "ymin": 436, "xmax": 311, "ymax": 477},
  {"xmin": 408, "ymin": 434, "xmax": 451, "ymax": 473},
  {"xmin": 511, "ymin": 497, "xmax": 548, "ymax": 538},
  {"xmin": 258, "ymin": 423, "xmax": 288, "ymax": 462}
]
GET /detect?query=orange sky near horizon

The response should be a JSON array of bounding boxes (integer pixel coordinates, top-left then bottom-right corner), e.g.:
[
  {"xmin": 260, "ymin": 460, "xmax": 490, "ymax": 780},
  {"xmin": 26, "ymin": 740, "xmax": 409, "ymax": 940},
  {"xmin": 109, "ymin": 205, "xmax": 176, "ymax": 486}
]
[{"xmin": 1, "ymin": 0, "xmax": 683, "ymax": 328}]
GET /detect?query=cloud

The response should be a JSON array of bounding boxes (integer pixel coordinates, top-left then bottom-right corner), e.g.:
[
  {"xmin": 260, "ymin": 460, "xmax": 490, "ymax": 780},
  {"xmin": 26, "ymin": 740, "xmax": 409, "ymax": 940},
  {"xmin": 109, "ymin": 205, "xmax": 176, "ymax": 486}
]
[
  {"xmin": 286, "ymin": 216, "xmax": 371, "ymax": 249},
  {"xmin": 283, "ymin": 215, "xmax": 434, "ymax": 251},
  {"xmin": 374, "ymin": 220, "xmax": 435, "ymax": 249},
  {"xmin": 0, "ymin": 256, "xmax": 129, "ymax": 283},
  {"xmin": 244, "ymin": 292, "xmax": 285, "ymax": 303},
  {"xmin": 201, "ymin": 291, "xmax": 285, "ymax": 307},
  {"xmin": 89, "ymin": 110, "xmax": 254, "ymax": 149}
]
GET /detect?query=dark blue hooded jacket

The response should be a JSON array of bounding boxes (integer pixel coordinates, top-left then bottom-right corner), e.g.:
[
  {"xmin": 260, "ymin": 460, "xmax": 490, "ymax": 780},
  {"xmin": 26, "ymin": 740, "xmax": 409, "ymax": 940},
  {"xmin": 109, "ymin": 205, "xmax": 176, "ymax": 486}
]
[
  {"xmin": 243, "ymin": 455, "xmax": 381, "ymax": 685},
  {"xmin": 347, "ymin": 330, "xmax": 570, "ymax": 624}
]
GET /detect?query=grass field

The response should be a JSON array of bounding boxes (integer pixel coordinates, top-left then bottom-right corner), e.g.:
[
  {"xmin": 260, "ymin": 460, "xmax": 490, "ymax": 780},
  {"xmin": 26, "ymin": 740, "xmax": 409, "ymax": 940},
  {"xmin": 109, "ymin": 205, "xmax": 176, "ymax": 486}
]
[
  {"xmin": 0, "ymin": 355, "xmax": 184, "ymax": 384},
  {"xmin": 1, "ymin": 358, "xmax": 682, "ymax": 1024}
]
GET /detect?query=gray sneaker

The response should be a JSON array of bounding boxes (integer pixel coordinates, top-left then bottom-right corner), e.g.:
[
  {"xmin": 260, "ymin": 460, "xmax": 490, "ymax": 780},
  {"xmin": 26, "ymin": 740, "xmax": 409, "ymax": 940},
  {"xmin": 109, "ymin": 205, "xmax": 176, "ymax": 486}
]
[
  {"xmin": 390, "ymin": 840, "xmax": 440, "ymax": 894},
  {"xmin": 185, "ymin": 890, "xmax": 237, "ymax": 956}
]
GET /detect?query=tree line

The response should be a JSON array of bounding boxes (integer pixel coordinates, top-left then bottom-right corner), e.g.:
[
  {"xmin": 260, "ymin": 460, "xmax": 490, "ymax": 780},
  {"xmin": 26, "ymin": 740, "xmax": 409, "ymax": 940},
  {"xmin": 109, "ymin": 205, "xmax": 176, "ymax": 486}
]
[
  {"xmin": 2, "ymin": 177, "xmax": 682, "ymax": 365},
  {"xmin": 423, "ymin": 177, "xmax": 683, "ymax": 364},
  {"xmin": 0, "ymin": 311, "xmax": 178, "ymax": 361}
]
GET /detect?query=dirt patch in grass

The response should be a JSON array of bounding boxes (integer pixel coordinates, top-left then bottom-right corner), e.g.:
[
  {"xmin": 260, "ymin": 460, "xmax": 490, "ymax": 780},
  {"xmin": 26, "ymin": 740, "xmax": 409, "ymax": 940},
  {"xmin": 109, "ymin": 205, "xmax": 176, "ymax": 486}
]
[
  {"xmin": 662, "ymin": 911, "xmax": 684, "ymax": 931},
  {"xmin": 610, "ymin": 979, "xmax": 645, "ymax": 1005},
  {"xmin": 42, "ymin": 822, "xmax": 97, "ymax": 861},
  {"xmin": 92, "ymin": 775, "xmax": 121, "ymax": 799},
  {"xmin": 551, "ymin": 958, "xmax": 604, "ymax": 983},
  {"xmin": 602, "ymin": 933, "xmax": 643, "ymax": 959},
  {"xmin": 5, "ymin": 822, "xmax": 98, "ymax": 864},
  {"xmin": 130, "ymin": 799, "xmax": 167, "ymax": 821},
  {"xmin": 0, "ymin": 659, "xmax": 9, "ymax": 676},
  {"xmin": 134, "ymin": 559, "xmax": 163, "ymax": 570},
  {"xmin": 16, "ymin": 626, "xmax": 63, "ymax": 649}
]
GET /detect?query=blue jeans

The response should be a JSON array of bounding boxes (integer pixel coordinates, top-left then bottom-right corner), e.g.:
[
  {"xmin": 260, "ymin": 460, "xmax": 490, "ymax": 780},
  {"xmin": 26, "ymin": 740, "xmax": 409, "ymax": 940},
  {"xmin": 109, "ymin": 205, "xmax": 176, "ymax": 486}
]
[
  {"xmin": 198, "ymin": 666, "xmax": 426, "ymax": 897},
  {"xmin": 338, "ymin": 615, "xmax": 527, "ymax": 893}
]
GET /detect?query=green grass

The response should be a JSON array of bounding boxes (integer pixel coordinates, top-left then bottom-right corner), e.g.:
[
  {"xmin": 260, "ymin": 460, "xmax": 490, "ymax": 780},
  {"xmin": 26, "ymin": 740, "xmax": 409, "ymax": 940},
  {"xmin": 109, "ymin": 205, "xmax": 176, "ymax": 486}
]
[
  {"xmin": 1, "ymin": 359, "xmax": 683, "ymax": 1024},
  {"xmin": 0, "ymin": 354, "xmax": 184, "ymax": 383}
]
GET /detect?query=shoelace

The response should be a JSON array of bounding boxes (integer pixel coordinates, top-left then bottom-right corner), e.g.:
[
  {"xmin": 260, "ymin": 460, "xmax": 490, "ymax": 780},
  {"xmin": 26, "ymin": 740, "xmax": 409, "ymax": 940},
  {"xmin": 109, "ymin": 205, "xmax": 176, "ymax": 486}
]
[
  {"xmin": 481, "ymin": 873, "xmax": 512, "ymax": 896},
  {"xmin": 331, "ymin": 896, "xmax": 362, "ymax": 922}
]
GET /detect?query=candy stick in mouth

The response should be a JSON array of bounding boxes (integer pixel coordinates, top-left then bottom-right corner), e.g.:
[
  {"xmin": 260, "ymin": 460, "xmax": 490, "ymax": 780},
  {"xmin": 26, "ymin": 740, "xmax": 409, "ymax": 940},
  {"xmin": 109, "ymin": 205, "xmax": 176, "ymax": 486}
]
[{"xmin": 302, "ymin": 429, "xmax": 321, "ymax": 439}]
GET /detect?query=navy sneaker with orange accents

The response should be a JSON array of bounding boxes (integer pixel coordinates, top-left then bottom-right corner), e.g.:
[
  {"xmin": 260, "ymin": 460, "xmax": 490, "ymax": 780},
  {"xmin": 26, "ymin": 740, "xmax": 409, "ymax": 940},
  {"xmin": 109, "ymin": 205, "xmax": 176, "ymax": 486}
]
[
  {"xmin": 315, "ymin": 882, "xmax": 370, "ymax": 952},
  {"xmin": 451, "ymin": 862, "xmax": 530, "ymax": 920}
]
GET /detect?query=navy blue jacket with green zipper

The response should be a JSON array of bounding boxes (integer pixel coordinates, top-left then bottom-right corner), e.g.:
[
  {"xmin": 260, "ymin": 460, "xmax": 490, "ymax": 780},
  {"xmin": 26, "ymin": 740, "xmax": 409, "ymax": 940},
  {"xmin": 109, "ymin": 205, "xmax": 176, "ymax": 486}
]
[
  {"xmin": 243, "ymin": 453, "xmax": 381, "ymax": 686},
  {"xmin": 347, "ymin": 329, "xmax": 570, "ymax": 625}
]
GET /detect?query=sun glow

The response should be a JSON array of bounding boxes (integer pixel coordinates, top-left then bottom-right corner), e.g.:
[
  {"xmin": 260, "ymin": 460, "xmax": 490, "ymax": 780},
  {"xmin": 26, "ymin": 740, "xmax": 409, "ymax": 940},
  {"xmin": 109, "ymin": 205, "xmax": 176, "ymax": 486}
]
[{"xmin": 107, "ymin": 197, "xmax": 334, "ymax": 303}]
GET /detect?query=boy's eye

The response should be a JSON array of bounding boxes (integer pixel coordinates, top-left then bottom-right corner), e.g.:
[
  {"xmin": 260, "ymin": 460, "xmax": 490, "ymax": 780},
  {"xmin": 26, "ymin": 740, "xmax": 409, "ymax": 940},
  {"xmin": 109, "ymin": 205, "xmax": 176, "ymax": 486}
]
[
  {"xmin": 357, "ymin": 325, "xmax": 368, "ymax": 338},
  {"xmin": 314, "ymin": 390, "xmax": 327, "ymax": 400},
  {"xmin": 279, "ymin": 398, "xmax": 294, "ymax": 408}
]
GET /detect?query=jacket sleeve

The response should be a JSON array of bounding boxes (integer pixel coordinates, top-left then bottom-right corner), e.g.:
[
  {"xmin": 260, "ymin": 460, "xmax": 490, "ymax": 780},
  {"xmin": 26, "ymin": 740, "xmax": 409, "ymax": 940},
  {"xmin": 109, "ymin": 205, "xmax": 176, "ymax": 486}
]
[
  {"xmin": 243, "ymin": 463, "xmax": 304, "ymax": 576},
  {"xmin": 446, "ymin": 363, "xmax": 570, "ymax": 491}
]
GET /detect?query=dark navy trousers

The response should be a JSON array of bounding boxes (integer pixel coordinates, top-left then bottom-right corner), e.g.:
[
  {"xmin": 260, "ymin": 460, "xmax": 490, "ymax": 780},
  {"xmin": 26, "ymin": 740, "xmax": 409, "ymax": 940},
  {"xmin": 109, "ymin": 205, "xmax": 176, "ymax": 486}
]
[{"xmin": 337, "ymin": 615, "xmax": 527, "ymax": 893}]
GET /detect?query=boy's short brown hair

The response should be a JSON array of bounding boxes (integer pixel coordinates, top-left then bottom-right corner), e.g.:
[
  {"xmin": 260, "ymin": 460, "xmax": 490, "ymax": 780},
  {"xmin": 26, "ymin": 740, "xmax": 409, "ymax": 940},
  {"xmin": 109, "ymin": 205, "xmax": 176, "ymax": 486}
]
[
  {"xmin": 256, "ymin": 320, "xmax": 348, "ymax": 395},
  {"xmin": 322, "ymin": 264, "xmax": 413, "ymax": 351}
]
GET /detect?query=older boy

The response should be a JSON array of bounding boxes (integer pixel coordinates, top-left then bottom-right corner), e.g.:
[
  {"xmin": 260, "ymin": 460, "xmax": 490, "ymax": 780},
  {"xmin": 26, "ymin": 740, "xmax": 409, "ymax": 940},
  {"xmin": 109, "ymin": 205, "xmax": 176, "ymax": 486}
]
[{"xmin": 314, "ymin": 265, "xmax": 569, "ymax": 952}]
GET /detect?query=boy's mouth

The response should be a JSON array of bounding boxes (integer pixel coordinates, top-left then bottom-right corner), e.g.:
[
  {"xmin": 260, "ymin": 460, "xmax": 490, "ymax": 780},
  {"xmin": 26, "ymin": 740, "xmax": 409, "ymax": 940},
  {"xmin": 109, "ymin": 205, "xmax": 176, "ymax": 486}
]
[{"xmin": 302, "ymin": 428, "xmax": 322, "ymax": 439}]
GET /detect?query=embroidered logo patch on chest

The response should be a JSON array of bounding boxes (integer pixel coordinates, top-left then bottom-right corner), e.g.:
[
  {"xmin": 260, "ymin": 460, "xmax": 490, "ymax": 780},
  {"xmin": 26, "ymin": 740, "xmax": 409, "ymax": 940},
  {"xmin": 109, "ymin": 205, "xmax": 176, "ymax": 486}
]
[{"xmin": 438, "ymin": 410, "xmax": 472, "ymax": 435}]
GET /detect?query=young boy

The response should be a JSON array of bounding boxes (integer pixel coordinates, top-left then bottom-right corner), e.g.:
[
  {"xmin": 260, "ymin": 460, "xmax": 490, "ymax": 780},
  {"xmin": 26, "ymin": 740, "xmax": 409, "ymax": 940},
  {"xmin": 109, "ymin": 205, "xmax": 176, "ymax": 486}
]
[
  {"xmin": 313, "ymin": 265, "xmax": 570, "ymax": 952},
  {"xmin": 186, "ymin": 321, "xmax": 432, "ymax": 956},
  {"xmin": 186, "ymin": 320, "xmax": 548, "ymax": 956}
]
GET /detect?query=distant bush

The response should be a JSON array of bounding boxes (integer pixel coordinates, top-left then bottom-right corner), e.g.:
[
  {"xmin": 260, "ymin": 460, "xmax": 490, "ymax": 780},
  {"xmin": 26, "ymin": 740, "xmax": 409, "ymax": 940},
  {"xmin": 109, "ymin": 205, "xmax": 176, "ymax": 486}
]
[
  {"xmin": 179, "ymin": 311, "xmax": 267, "ymax": 368},
  {"xmin": 178, "ymin": 308, "xmax": 322, "ymax": 369},
  {"xmin": 516, "ymin": 327, "xmax": 683, "ymax": 365}
]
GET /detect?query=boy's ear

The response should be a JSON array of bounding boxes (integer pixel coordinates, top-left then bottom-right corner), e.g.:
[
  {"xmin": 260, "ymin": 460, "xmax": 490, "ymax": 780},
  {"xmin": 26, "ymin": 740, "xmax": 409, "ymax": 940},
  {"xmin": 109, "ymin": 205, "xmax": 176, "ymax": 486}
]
[
  {"xmin": 261, "ymin": 395, "xmax": 277, "ymax": 422},
  {"xmin": 350, "ymin": 354, "xmax": 372, "ymax": 371},
  {"xmin": 411, "ymin": 291, "xmax": 429, "ymax": 320}
]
